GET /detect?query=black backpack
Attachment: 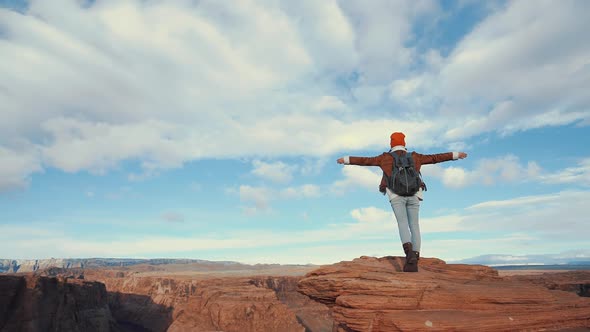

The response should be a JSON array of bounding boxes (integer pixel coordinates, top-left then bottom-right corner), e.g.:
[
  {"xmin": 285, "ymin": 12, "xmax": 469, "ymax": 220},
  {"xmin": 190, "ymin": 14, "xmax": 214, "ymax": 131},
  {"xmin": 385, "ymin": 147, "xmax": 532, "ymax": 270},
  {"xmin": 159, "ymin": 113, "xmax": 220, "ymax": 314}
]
[{"xmin": 387, "ymin": 152, "xmax": 423, "ymax": 196}]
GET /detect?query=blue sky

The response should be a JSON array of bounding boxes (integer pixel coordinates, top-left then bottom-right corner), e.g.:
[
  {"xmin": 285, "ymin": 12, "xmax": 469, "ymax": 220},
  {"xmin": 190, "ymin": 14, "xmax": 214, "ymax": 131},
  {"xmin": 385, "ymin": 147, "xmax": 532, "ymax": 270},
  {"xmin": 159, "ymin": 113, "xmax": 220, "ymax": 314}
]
[{"xmin": 1, "ymin": 0, "xmax": 589, "ymax": 264}]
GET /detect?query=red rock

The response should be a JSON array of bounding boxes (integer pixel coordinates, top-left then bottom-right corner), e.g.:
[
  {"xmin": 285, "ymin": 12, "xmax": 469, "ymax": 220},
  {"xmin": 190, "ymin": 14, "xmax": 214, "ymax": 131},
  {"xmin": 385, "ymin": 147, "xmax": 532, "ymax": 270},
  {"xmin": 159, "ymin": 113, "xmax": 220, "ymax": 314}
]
[
  {"xmin": 0, "ymin": 275, "xmax": 119, "ymax": 332},
  {"xmin": 92, "ymin": 274, "xmax": 312, "ymax": 332},
  {"xmin": 297, "ymin": 256, "xmax": 590, "ymax": 331}
]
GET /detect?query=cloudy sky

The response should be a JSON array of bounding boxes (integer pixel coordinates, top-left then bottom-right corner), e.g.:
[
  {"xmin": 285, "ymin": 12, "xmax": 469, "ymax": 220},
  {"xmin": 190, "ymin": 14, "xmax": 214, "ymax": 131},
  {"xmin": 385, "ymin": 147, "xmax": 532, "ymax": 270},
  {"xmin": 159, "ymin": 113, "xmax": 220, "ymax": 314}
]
[{"xmin": 1, "ymin": 0, "xmax": 589, "ymax": 264}]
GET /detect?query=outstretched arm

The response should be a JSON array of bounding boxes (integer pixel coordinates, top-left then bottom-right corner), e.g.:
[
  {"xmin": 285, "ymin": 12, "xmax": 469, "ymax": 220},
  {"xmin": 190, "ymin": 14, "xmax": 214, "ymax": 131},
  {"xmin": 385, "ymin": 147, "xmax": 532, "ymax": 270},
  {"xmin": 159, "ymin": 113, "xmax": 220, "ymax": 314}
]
[
  {"xmin": 336, "ymin": 155, "xmax": 385, "ymax": 166},
  {"xmin": 417, "ymin": 151, "xmax": 468, "ymax": 165}
]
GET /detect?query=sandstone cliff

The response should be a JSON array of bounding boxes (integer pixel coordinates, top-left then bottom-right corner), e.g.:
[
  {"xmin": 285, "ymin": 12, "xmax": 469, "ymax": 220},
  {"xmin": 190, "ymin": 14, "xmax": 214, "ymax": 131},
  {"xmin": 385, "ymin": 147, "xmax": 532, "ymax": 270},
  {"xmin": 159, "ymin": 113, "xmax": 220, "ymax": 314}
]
[
  {"xmin": 298, "ymin": 256, "xmax": 590, "ymax": 332},
  {"xmin": 0, "ymin": 275, "xmax": 119, "ymax": 332},
  {"xmin": 92, "ymin": 273, "xmax": 331, "ymax": 332}
]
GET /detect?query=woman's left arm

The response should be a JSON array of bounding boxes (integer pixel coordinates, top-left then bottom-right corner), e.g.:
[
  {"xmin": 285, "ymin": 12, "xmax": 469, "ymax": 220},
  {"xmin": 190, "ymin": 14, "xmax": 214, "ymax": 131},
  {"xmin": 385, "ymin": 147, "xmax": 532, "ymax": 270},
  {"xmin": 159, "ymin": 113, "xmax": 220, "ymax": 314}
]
[{"xmin": 416, "ymin": 151, "xmax": 467, "ymax": 165}]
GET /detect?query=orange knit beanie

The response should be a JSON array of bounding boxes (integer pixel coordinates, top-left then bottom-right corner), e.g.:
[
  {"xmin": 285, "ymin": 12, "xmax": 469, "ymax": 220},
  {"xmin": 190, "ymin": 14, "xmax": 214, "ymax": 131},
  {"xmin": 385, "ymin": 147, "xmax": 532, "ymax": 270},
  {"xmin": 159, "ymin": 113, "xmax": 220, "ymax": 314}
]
[{"xmin": 390, "ymin": 132, "xmax": 406, "ymax": 147}]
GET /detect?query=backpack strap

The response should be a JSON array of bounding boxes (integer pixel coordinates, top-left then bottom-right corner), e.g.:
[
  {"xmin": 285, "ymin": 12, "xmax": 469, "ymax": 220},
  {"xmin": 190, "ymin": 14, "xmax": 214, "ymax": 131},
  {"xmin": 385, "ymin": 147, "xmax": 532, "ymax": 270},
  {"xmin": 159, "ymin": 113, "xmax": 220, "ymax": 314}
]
[
  {"xmin": 404, "ymin": 152, "xmax": 414, "ymax": 168},
  {"xmin": 390, "ymin": 151, "xmax": 412, "ymax": 168},
  {"xmin": 390, "ymin": 152, "xmax": 401, "ymax": 167}
]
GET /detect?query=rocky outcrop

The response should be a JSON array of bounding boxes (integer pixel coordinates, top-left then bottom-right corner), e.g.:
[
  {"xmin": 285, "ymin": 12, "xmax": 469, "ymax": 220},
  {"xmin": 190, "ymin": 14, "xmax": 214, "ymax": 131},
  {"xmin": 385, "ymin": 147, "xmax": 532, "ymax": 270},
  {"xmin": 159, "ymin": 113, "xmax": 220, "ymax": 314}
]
[
  {"xmin": 0, "ymin": 275, "xmax": 120, "ymax": 332},
  {"xmin": 298, "ymin": 256, "xmax": 590, "ymax": 332}
]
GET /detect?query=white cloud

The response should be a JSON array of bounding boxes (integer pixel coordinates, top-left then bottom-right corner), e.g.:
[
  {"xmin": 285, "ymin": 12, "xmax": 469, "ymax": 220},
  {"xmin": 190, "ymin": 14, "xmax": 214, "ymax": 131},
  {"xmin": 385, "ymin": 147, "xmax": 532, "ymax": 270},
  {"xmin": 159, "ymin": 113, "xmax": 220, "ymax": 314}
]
[
  {"xmin": 349, "ymin": 206, "xmax": 466, "ymax": 234},
  {"xmin": 300, "ymin": 158, "xmax": 327, "ymax": 176},
  {"xmin": 332, "ymin": 166, "xmax": 383, "ymax": 193},
  {"xmin": 421, "ymin": 154, "xmax": 542, "ymax": 188},
  {"xmin": 239, "ymin": 185, "xmax": 273, "ymax": 211},
  {"xmin": 350, "ymin": 206, "xmax": 392, "ymax": 223},
  {"xmin": 2, "ymin": 189, "xmax": 589, "ymax": 262},
  {"xmin": 251, "ymin": 160, "xmax": 295, "ymax": 184},
  {"xmin": 457, "ymin": 190, "xmax": 590, "ymax": 241},
  {"xmin": 466, "ymin": 193, "xmax": 558, "ymax": 210},
  {"xmin": 1, "ymin": 0, "xmax": 588, "ymax": 192},
  {"xmin": 312, "ymin": 95, "xmax": 350, "ymax": 113},
  {"xmin": 0, "ymin": 0, "xmax": 451, "ymax": 189},
  {"xmin": 441, "ymin": 1, "xmax": 590, "ymax": 137},
  {"xmin": 538, "ymin": 157, "xmax": 590, "ymax": 186},
  {"xmin": 239, "ymin": 184, "xmax": 321, "ymax": 214},
  {"xmin": 421, "ymin": 154, "xmax": 590, "ymax": 190},
  {"xmin": 336, "ymin": 0, "xmax": 439, "ymax": 84},
  {"xmin": 0, "ymin": 146, "xmax": 42, "ymax": 192},
  {"xmin": 282, "ymin": 184, "xmax": 321, "ymax": 199},
  {"xmin": 389, "ymin": 1, "xmax": 590, "ymax": 139}
]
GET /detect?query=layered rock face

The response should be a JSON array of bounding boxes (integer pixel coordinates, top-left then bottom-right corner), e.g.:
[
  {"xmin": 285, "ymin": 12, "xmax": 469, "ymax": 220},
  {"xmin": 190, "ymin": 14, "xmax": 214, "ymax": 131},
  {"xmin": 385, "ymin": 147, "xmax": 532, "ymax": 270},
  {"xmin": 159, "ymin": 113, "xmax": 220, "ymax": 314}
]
[
  {"xmin": 298, "ymin": 256, "xmax": 590, "ymax": 332},
  {"xmin": 0, "ymin": 275, "xmax": 119, "ymax": 332},
  {"xmin": 92, "ymin": 273, "xmax": 331, "ymax": 332}
]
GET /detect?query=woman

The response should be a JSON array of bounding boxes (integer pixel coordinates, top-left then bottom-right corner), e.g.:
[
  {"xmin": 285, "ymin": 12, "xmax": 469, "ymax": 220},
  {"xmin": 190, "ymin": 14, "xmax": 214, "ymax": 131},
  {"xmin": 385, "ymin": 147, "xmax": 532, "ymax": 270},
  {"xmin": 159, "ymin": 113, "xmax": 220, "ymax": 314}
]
[{"xmin": 337, "ymin": 132, "xmax": 467, "ymax": 272}]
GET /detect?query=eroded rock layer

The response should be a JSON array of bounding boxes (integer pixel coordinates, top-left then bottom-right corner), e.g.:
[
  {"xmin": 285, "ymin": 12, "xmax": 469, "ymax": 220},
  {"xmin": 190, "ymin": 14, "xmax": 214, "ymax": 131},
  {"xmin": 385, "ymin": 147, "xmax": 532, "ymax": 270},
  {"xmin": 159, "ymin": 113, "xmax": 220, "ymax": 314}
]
[
  {"xmin": 297, "ymin": 256, "xmax": 590, "ymax": 332},
  {"xmin": 91, "ymin": 273, "xmax": 331, "ymax": 332}
]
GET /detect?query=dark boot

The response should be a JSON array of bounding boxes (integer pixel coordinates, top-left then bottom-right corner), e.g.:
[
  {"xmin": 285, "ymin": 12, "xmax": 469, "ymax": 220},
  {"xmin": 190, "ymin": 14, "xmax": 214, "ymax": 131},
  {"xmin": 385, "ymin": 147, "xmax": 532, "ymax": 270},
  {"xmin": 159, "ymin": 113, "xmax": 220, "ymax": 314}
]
[
  {"xmin": 402, "ymin": 243, "xmax": 418, "ymax": 272},
  {"xmin": 413, "ymin": 251, "xmax": 420, "ymax": 272}
]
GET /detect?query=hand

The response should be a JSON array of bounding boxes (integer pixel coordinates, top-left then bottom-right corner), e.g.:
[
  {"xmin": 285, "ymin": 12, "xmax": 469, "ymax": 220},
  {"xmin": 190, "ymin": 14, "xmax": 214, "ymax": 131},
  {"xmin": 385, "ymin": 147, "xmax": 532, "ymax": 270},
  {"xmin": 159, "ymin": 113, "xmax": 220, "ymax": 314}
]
[
  {"xmin": 337, "ymin": 158, "xmax": 344, "ymax": 164},
  {"xmin": 458, "ymin": 152, "xmax": 468, "ymax": 159}
]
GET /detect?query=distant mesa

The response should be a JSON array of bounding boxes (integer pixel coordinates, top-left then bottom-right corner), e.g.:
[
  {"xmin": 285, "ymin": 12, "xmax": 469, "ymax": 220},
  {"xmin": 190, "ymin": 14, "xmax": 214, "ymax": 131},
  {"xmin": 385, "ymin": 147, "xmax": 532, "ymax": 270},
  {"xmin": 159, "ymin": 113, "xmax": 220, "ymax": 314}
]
[{"xmin": 0, "ymin": 258, "xmax": 240, "ymax": 273}]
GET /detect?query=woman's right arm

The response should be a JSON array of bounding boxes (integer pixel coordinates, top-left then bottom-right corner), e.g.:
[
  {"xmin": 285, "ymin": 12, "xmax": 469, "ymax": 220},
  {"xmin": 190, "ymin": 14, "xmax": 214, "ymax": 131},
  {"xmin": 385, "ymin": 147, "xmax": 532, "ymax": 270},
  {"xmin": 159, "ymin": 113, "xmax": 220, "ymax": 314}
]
[{"xmin": 337, "ymin": 155, "xmax": 385, "ymax": 166}]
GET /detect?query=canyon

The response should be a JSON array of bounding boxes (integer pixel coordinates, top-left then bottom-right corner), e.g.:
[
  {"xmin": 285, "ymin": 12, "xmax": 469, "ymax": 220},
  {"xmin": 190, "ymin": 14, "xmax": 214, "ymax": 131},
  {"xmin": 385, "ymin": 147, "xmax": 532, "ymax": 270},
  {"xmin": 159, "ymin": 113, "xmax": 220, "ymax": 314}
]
[{"xmin": 1, "ymin": 256, "xmax": 589, "ymax": 331}]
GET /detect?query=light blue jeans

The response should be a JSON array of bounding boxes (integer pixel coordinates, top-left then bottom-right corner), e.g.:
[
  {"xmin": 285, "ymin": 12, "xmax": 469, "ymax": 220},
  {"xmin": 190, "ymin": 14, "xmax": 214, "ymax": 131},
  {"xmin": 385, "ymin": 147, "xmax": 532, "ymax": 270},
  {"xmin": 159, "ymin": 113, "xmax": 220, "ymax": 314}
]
[{"xmin": 389, "ymin": 194, "xmax": 421, "ymax": 251}]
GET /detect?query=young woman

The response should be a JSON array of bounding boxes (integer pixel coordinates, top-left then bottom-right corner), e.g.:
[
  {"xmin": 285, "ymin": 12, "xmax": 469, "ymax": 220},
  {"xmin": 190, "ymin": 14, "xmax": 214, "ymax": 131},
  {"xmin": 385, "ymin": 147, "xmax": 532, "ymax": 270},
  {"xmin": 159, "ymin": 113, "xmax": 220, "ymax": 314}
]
[{"xmin": 337, "ymin": 132, "xmax": 467, "ymax": 272}]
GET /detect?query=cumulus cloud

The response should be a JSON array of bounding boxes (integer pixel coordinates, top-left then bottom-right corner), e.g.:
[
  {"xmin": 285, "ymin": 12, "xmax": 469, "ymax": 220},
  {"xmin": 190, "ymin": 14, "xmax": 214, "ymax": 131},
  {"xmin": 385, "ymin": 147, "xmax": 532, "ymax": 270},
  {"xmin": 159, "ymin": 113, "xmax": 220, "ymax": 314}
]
[
  {"xmin": 251, "ymin": 160, "xmax": 296, "ymax": 184},
  {"xmin": 338, "ymin": 190, "xmax": 590, "ymax": 258},
  {"xmin": 4, "ymin": 189, "xmax": 587, "ymax": 262},
  {"xmin": 1, "ymin": 0, "xmax": 588, "ymax": 192},
  {"xmin": 0, "ymin": 146, "xmax": 42, "ymax": 192},
  {"xmin": 332, "ymin": 165, "xmax": 383, "ymax": 193},
  {"xmin": 421, "ymin": 154, "xmax": 541, "ymax": 188},
  {"xmin": 450, "ymin": 1, "xmax": 590, "ymax": 137},
  {"xmin": 348, "ymin": 206, "xmax": 466, "ymax": 234},
  {"xmin": 239, "ymin": 184, "xmax": 321, "ymax": 214},
  {"xmin": 421, "ymin": 154, "xmax": 590, "ymax": 189},
  {"xmin": 392, "ymin": 0, "xmax": 590, "ymax": 138},
  {"xmin": 312, "ymin": 95, "xmax": 350, "ymax": 113},
  {"xmin": 538, "ymin": 157, "xmax": 590, "ymax": 186},
  {"xmin": 350, "ymin": 206, "xmax": 392, "ymax": 223},
  {"xmin": 0, "ymin": 0, "xmax": 449, "ymax": 190}
]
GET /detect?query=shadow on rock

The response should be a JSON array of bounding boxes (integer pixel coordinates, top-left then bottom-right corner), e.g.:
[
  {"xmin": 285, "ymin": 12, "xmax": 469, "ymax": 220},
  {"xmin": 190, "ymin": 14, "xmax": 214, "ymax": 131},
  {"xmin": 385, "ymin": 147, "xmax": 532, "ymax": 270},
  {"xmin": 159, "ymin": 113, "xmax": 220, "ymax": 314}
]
[
  {"xmin": 108, "ymin": 291, "xmax": 173, "ymax": 332},
  {"xmin": 0, "ymin": 275, "xmax": 174, "ymax": 332}
]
